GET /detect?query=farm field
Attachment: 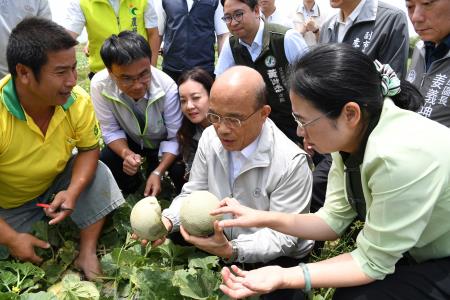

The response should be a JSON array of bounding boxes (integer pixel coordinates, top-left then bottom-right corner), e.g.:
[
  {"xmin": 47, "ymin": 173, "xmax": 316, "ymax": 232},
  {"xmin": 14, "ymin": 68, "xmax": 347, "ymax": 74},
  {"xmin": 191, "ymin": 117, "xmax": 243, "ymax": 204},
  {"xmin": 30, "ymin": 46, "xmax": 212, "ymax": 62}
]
[{"xmin": 0, "ymin": 45, "xmax": 363, "ymax": 300}]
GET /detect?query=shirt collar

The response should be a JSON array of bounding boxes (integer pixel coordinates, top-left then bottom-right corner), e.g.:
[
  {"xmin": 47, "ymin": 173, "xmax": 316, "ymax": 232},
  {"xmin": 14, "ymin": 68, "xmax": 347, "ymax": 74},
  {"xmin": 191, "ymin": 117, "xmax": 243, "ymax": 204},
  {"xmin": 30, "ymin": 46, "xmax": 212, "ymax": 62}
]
[
  {"xmin": 1, "ymin": 75, "xmax": 74, "ymax": 121},
  {"xmin": 338, "ymin": 0, "xmax": 367, "ymax": 23},
  {"xmin": 424, "ymin": 34, "xmax": 450, "ymax": 70},
  {"xmin": 425, "ymin": 34, "xmax": 450, "ymax": 50},
  {"xmin": 297, "ymin": 2, "xmax": 320, "ymax": 17},
  {"xmin": 230, "ymin": 132, "xmax": 261, "ymax": 160},
  {"xmin": 119, "ymin": 88, "xmax": 150, "ymax": 103},
  {"xmin": 239, "ymin": 19, "xmax": 265, "ymax": 48}
]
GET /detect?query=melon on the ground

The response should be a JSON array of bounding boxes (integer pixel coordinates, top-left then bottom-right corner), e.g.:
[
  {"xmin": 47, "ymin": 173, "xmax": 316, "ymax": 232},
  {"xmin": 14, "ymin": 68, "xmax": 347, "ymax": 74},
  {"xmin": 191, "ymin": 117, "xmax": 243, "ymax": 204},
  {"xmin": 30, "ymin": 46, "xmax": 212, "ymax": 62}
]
[
  {"xmin": 180, "ymin": 191, "xmax": 223, "ymax": 237},
  {"xmin": 130, "ymin": 196, "xmax": 167, "ymax": 241}
]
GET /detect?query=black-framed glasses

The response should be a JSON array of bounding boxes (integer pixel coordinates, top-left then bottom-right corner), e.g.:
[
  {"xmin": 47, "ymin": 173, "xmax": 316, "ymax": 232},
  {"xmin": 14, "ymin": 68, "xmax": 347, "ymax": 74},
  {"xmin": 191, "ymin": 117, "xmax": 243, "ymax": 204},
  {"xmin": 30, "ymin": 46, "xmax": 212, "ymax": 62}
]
[
  {"xmin": 291, "ymin": 110, "xmax": 334, "ymax": 130},
  {"xmin": 112, "ymin": 69, "xmax": 151, "ymax": 87},
  {"xmin": 207, "ymin": 108, "xmax": 260, "ymax": 128},
  {"xmin": 221, "ymin": 11, "xmax": 245, "ymax": 24}
]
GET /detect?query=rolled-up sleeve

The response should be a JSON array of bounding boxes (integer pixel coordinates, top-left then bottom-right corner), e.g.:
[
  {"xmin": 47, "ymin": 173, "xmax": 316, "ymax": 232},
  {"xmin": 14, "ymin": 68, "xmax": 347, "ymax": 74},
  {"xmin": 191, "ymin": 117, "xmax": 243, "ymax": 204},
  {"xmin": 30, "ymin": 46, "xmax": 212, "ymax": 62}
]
[
  {"xmin": 214, "ymin": 2, "xmax": 229, "ymax": 36},
  {"xmin": 214, "ymin": 36, "xmax": 235, "ymax": 76},
  {"xmin": 61, "ymin": 0, "xmax": 86, "ymax": 35},
  {"xmin": 284, "ymin": 29, "xmax": 309, "ymax": 64},
  {"xmin": 315, "ymin": 153, "xmax": 357, "ymax": 236},
  {"xmin": 351, "ymin": 152, "xmax": 447, "ymax": 280},
  {"xmin": 144, "ymin": 0, "xmax": 159, "ymax": 29},
  {"xmin": 159, "ymin": 81, "xmax": 182, "ymax": 155},
  {"xmin": 38, "ymin": 0, "xmax": 52, "ymax": 19},
  {"xmin": 90, "ymin": 77, "xmax": 127, "ymax": 144}
]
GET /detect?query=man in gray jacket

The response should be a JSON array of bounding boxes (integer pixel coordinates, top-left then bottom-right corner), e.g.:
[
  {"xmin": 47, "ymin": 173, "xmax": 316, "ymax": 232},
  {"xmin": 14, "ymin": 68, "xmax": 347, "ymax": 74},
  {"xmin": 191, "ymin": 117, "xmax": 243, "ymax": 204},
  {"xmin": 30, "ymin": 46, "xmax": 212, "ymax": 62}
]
[
  {"xmin": 406, "ymin": 0, "xmax": 450, "ymax": 127},
  {"xmin": 91, "ymin": 31, "xmax": 185, "ymax": 196},
  {"xmin": 320, "ymin": 0, "xmax": 409, "ymax": 79},
  {"xmin": 157, "ymin": 66, "xmax": 313, "ymax": 299}
]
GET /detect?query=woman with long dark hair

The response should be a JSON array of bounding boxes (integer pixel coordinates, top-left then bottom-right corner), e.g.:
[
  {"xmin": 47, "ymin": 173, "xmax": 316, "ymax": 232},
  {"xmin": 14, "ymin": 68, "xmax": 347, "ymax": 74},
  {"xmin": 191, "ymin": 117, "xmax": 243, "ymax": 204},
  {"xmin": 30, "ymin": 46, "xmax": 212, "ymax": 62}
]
[
  {"xmin": 213, "ymin": 43, "xmax": 450, "ymax": 299},
  {"xmin": 177, "ymin": 68, "xmax": 214, "ymax": 178}
]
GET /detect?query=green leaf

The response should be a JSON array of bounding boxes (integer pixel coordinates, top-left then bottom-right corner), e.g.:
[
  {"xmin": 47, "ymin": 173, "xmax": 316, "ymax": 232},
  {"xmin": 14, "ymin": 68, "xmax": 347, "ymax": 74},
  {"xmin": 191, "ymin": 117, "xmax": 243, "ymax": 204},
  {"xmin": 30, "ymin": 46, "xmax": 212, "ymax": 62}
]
[
  {"xmin": 110, "ymin": 248, "xmax": 147, "ymax": 268},
  {"xmin": 188, "ymin": 255, "xmax": 219, "ymax": 270},
  {"xmin": 17, "ymin": 279, "xmax": 36, "ymax": 293},
  {"xmin": 16, "ymin": 262, "xmax": 45, "ymax": 279},
  {"xmin": 150, "ymin": 239, "xmax": 196, "ymax": 266},
  {"xmin": 31, "ymin": 221, "xmax": 49, "ymax": 242},
  {"xmin": 111, "ymin": 205, "xmax": 133, "ymax": 239},
  {"xmin": 100, "ymin": 253, "xmax": 119, "ymax": 277},
  {"xmin": 0, "ymin": 292, "xmax": 19, "ymax": 299},
  {"xmin": 130, "ymin": 267, "xmax": 180, "ymax": 300},
  {"xmin": 58, "ymin": 241, "xmax": 77, "ymax": 265},
  {"xmin": 20, "ymin": 291, "xmax": 56, "ymax": 300},
  {"xmin": 40, "ymin": 260, "xmax": 65, "ymax": 285},
  {"xmin": 172, "ymin": 268, "xmax": 221, "ymax": 299},
  {"xmin": 0, "ymin": 270, "xmax": 16, "ymax": 288},
  {"xmin": 0, "ymin": 246, "xmax": 9, "ymax": 260},
  {"xmin": 47, "ymin": 274, "xmax": 100, "ymax": 300}
]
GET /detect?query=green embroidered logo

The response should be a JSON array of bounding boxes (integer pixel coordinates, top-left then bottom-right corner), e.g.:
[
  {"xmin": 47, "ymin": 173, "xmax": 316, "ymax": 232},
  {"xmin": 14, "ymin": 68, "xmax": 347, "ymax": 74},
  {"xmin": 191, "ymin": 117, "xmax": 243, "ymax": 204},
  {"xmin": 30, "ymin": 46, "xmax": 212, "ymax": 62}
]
[
  {"xmin": 129, "ymin": 4, "xmax": 138, "ymax": 32},
  {"xmin": 129, "ymin": 4, "xmax": 138, "ymax": 16},
  {"xmin": 94, "ymin": 123, "xmax": 99, "ymax": 137}
]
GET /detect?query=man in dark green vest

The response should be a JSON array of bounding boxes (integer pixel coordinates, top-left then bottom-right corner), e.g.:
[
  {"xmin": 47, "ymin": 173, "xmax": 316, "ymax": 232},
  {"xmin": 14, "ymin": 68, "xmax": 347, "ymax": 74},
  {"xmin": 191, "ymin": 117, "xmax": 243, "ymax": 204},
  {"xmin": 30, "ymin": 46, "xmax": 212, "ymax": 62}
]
[{"xmin": 215, "ymin": 0, "xmax": 309, "ymax": 143}]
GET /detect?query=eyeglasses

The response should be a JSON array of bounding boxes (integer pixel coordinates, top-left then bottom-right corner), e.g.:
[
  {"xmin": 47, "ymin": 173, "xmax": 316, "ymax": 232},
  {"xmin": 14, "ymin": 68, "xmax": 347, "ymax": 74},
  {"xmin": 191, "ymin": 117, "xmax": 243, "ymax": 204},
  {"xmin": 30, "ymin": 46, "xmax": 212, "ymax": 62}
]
[
  {"xmin": 207, "ymin": 108, "xmax": 260, "ymax": 128},
  {"xmin": 291, "ymin": 110, "xmax": 334, "ymax": 130},
  {"xmin": 221, "ymin": 11, "xmax": 245, "ymax": 24},
  {"xmin": 112, "ymin": 69, "xmax": 151, "ymax": 87}
]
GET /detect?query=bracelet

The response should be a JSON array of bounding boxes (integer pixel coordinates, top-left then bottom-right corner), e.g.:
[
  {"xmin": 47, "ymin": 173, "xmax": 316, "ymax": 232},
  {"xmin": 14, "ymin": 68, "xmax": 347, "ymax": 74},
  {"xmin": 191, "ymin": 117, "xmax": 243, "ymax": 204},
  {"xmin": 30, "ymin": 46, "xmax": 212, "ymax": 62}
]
[
  {"xmin": 151, "ymin": 170, "xmax": 162, "ymax": 177},
  {"xmin": 312, "ymin": 28, "xmax": 319, "ymax": 34},
  {"xmin": 299, "ymin": 263, "xmax": 313, "ymax": 299}
]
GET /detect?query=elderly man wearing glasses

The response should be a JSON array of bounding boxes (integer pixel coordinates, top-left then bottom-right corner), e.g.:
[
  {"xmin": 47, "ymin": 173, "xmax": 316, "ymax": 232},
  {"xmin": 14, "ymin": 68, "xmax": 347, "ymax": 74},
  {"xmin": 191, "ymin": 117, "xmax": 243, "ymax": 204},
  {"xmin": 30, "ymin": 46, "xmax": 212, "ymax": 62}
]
[
  {"xmin": 90, "ymin": 31, "xmax": 185, "ymax": 197},
  {"xmin": 153, "ymin": 65, "xmax": 313, "ymax": 300}
]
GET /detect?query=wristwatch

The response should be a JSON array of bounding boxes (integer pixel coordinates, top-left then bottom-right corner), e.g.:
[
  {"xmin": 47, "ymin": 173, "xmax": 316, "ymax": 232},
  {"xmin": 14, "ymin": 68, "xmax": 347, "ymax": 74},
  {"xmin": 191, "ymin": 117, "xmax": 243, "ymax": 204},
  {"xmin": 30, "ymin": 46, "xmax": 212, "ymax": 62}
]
[
  {"xmin": 224, "ymin": 240, "xmax": 239, "ymax": 264},
  {"xmin": 151, "ymin": 170, "xmax": 162, "ymax": 177}
]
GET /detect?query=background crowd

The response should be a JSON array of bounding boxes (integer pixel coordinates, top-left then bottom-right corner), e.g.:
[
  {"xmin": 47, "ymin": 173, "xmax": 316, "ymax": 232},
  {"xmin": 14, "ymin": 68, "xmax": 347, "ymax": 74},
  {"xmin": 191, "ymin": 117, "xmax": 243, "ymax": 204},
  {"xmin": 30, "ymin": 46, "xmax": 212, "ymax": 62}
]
[{"xmin": 0, "ymin": 0, "xmax": 449, "ymax": 299}]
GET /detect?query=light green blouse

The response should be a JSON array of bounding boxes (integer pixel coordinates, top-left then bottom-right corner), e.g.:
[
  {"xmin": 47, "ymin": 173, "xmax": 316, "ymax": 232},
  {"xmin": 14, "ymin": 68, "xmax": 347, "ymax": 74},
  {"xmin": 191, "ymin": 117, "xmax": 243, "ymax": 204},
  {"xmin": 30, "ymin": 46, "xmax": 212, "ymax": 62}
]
[{"xmin": 316, "ymin": 98, "xmax": 450, "ymax": 280}]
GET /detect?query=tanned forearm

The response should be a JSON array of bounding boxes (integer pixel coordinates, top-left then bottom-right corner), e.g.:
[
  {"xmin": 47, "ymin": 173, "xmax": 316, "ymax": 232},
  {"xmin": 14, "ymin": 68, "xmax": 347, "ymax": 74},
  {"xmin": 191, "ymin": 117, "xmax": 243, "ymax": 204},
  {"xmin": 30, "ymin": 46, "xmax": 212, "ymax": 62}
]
[
  {"xmin": 147, "ymin": 28, "xmax": 160, "ymax": 66},
  {"xmin": 0, "ymin": 219, "xmax": 18, "ymax": 247},
  {"xmin": 154, "ymin": 152, "xmax": 177, "ymax": 174},
  {"xmin": 67, "ymin": 148, "xmax": 100, "ymax": 200},
  {"xmin": 107, "ymin": 139, "xmax": 134, "ymax": 159}
]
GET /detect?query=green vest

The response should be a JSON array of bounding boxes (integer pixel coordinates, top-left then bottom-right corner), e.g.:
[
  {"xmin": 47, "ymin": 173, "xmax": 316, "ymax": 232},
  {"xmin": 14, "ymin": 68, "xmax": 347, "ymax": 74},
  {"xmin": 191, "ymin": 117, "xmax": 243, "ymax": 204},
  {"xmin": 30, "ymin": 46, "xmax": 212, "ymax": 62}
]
[
  {"xmin": 80, "ymin": 0, "xmax": 148, "ymax": 72},
  {"xmin": 229, "ymin": 23, "xmax": 296, "ymax": 141}
]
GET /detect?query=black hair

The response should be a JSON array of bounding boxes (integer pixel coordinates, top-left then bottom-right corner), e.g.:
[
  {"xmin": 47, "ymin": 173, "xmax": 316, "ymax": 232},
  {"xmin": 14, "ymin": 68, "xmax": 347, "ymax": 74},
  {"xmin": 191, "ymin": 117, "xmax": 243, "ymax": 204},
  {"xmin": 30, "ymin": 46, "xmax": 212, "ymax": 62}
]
[
  {"xmin": 7, "ymin": 17, "xmax": 78, "ymax": 79},
  {"xmin": 177, "ymin": 68, "xmax": 214, "ymax": 161},
  {"xmin": 289, "ymin": 43, "xmax": 424, "ymax": 119},
  {"xmin": 100, "ymin": 31, "xmax": 152, "ymax": 69},
  {"xmin": 255, "ymin": 78, "xmax": 268, "ymax": 109},
  {"xmin": 221, "ymin": 0, "xmax": 258, "ymax": 10}
]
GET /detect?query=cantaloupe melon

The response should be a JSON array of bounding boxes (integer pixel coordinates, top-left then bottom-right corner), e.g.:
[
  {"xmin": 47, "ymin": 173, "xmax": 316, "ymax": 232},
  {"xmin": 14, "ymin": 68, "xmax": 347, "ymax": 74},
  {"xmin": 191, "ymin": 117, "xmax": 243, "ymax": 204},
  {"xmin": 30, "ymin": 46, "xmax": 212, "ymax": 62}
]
[
  {"xmin": 180, "ymin": 191, "xmax": 223, "ymax": 237},
  {"xmin": 130, "ymin": 196, "xmax": 167, "ymax": 241}
]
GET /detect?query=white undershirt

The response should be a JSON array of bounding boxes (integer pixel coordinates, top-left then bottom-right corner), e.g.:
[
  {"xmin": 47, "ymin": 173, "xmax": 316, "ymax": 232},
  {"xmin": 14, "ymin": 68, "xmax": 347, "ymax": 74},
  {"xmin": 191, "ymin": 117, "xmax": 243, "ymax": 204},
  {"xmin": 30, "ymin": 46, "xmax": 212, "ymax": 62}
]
[{"xmin": 228, "ymin": 135, "xmax": 261, "ymax": 185}]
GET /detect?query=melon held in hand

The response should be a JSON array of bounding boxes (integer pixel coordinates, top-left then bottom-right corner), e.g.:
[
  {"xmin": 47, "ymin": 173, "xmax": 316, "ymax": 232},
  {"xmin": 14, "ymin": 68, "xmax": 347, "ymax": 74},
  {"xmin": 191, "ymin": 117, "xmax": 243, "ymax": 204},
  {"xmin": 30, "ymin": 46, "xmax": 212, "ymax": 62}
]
[
  {"xmin": 130, "ymin": 196, "xmax": 167, "ymax": 241},
  {"xmin": 180, "ymin": 191, "xmax": 223, "ymax": 237}
]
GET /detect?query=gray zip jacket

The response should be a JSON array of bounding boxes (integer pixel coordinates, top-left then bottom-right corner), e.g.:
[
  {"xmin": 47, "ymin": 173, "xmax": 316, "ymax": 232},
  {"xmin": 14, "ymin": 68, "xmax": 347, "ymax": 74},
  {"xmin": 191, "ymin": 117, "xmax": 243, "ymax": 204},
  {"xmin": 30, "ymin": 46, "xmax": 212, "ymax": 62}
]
[
  {"xmin": 407, "ymin": 41, "xmax": 450, "ymax": 127},
  {"xmin": 91, "ymin": 67, "xmax": 182, "ymax": 154},
  {"xmin": 320, "ymin": 0, "xmax": 408, "ymax": 78},
  {"xmin": 163, "ymin": 119, "xmax": 314, "ymax": 263}
]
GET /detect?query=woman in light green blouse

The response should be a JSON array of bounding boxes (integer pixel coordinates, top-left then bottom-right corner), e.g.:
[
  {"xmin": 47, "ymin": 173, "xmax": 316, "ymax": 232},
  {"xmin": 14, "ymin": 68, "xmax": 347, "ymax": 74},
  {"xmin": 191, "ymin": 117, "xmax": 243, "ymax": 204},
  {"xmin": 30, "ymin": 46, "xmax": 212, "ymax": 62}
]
[{"xmin": 212, "ymin": 43, "xmax": 450, "ymax": 299}]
